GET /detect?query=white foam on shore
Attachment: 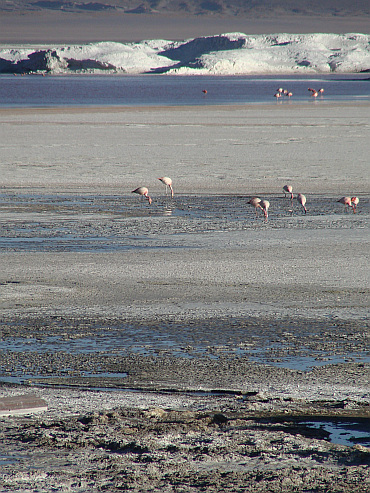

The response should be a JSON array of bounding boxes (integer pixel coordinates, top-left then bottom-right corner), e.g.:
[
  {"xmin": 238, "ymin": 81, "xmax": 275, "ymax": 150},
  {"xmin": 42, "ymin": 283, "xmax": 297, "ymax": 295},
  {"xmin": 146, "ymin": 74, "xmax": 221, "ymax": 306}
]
[{"xmin": 0, "ymin": 32, "xmax": 369, "ymax": 75}]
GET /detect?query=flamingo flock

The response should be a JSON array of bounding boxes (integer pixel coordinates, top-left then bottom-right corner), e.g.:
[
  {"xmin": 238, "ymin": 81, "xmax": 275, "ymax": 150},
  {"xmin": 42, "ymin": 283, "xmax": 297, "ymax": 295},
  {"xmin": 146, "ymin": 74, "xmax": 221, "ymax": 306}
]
[
  {"xmin": 212, "ymin": 85, "xmax": 325, "ymax": 101},
  {"xmin": 132, "ymin": 176, "xmax": 174, "ymax": 205},
  {"xmin": 274, "ymin": 87, "xmax": 293, "ymax": 100},
  {"xmin": 308, "ymin": 87, "xmax": 324, "ymax": 98},
  {"xmin": 274, "ymin": 87, "xmax": 325, "ymax": 100},
  {"xmin": 248, "ymin": 186, "xmax": 307, "ymax": 221},
  {"xmin": 246, "ymin": 186, "xmax": 360, "ymax": 221},
  {"xmin": 132, "ymin": 178, "xmax": 360, "ymax": 218}
]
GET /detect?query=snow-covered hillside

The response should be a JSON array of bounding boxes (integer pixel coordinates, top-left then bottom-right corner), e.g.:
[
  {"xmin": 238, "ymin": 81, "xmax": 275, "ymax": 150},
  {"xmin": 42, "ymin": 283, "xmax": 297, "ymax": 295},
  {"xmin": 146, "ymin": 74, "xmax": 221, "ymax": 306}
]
[{"xmin": 0, "ymin": 33, "xmax": 369, "ymax": 75}]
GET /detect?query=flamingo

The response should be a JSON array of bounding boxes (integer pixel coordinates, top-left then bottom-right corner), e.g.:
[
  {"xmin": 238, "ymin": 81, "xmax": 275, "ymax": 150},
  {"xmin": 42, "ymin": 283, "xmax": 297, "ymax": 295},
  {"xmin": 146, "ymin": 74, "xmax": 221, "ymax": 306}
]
[
  {"xmin": 283, "ymin": 185, "xmax": 294, "ymax": 203},
  {"xmin": 248, "ymin": 197, "xmax": 262, "ymax": 218},
  {"xmin": 351, "ymin": 196, "xmax": 359, "ymax": 213},
  {"xmin": 274, "ymin": 92, "xmax": 281, "ymax": 100},
  {"xmin": 337, "ymin": 196, "xmax": 354, "ymax": 212},
  {"xmin": 132, "ymin": 186, "xmax": 152, "ymax": 205},
  {"xmin": 319, "ymin": 88, "xmax": 324, "ymax": 94},
  {"xmin": 297, "ymin": 193, "xmax": 307, "ymax": 213},
  {"xmin": 287, "ymin": 92, "xmax": 293, "ymax": 98},
  {"xmin": 202, "ymin": 89, "xmax": 207, "ymax": 94},
  {"xmin": 311, "ymin": 91, "xmax": 318, "ymax": 98},
  {"xmin": 158, "ymin": 176, "xmax": 174, "ymax": 198},
  {"xmin": 260, "ymin": 199, "xmax": 270, "ymax": 220}
]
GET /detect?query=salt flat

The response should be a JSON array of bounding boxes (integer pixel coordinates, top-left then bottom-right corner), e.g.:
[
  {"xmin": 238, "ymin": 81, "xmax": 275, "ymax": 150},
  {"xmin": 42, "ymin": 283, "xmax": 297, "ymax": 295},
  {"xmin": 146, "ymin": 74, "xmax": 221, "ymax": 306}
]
[
  {"xmin": 0, "ymin": 103, "xmax": 368, "ymax": 322},
  {"xmin": 0, "ymin": 103, "xmax": 369, "ymax": 194}
]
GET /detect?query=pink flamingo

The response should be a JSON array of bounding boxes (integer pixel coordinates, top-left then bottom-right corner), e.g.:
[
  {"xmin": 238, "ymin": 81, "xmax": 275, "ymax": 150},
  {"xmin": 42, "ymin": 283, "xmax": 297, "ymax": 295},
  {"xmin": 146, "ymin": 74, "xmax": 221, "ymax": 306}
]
[
  {"xmin": 202, "ymin": 89, "xmax": 207, "ymax": 94},
  {"xmin": 274, "ymin": 92, "xmax": 281, "ymax": 100},
  {"xmin": 351, "ymin": 196, "xmax": 359, "ymax": 213},
  {"xmin": 248, "ymin": 197, "xmax": 262, "ymax": 217},
  {"xmin": 297, "ymin": 193, "xmax": 307, "ymax": 213},
  {"xmin": 158, "ymin": 176, "xmax": 174, "ymax": 198},
  {"xmin": 337, "ymin": 196, "xmax": 354, "ymax": 212},
  {"xmin": 319, "ymin": 88, "xmax": 324, "ymax": 94},
  {"xmin": 311, "ymin": 91, "xmax": 318, "ymax": 98},
  {"xmin": 283, "ymin": 185, "xmax": 294, "ymax": 203},
  {"xmin": 132, "ymin": 186, "xmax": 152, "ymax": 205},
  {"xmin": 260, "ymin": 199, "xmax": 270, "ymax": 220},
  {"xmin": 287, "ymin": 92, "xmax": 293, "ymax": 98}
]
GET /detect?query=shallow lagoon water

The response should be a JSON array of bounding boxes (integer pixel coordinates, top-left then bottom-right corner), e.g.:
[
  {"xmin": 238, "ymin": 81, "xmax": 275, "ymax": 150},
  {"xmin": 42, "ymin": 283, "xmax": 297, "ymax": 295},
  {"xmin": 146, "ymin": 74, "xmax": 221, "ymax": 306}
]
[
  {"xmin": 300, "ymin": 419, "xmax": 370, "ymax": 448},
  {"xmin": 0, "ymin": 191, "xmax": 368, "ymax": 375},
  {"xmin": 0, "ymin": 74, "xmax": 369, "ymax": 108},
  {"xmin": 0, "ymin": 192, "xmax": 368, "ymax": 252}
]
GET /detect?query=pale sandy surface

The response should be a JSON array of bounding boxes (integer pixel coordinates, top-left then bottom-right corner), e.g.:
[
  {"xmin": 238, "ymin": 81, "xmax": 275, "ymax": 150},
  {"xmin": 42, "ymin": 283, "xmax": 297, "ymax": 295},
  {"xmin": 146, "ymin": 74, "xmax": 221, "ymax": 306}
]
[{"xmin": 1, "ymin": 103, "xmax": 369, "ymax": 194}]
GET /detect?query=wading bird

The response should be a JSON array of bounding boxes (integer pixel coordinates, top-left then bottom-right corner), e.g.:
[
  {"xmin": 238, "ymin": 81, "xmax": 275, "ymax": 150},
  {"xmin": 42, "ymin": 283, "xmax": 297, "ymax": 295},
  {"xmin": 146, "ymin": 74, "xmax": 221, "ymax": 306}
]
[
  {"xmin": 260, "ymin": 199, "xmax": 270, "ymax": 220},
  {"xmin": 132, "ymin": 186, "xmax": 152, "ymax": 204},
  {"xmin": 158, "ymin": 177, "xmax": 174, "ymax": 198},
  {"xmin": 297, "ymin": 193, "xmax": 307, "ymax": 213},
  {"xmin": 283, "ymin": 185, "xmax": 294, "ymax": 203},
  {"xmin": 337, "ymin": 196, "xmax": 354, "ymax": 212},
  {"xmin": 351, "ymin": 196, "xmax": 359, "ymax": 213},
  {"xmin": 248, "ymin": 197, "xmax": 262, "ymax": 218}
]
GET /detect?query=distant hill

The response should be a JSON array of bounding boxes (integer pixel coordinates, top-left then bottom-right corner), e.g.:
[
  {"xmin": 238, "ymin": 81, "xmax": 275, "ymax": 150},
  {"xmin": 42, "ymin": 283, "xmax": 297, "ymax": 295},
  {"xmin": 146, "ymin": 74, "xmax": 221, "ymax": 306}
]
[{"xmin": 1, "ymin": 0, "xmax": 369, "ymax": 16}]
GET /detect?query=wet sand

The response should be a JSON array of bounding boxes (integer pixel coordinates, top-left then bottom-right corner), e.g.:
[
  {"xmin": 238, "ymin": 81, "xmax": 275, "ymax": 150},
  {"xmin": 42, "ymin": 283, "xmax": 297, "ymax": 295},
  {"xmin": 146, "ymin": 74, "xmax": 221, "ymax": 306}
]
[{"xmin": 0, "ymin": 103, "xmax": 369, "ymax": 491}]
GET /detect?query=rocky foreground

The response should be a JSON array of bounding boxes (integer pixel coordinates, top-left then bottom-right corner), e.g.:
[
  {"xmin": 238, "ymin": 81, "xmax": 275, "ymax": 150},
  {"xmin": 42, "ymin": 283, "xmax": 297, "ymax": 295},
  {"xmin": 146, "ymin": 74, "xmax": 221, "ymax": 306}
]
[{"xmin": 0, "ymin": 352, "xmax": 369, "ymax": 492}]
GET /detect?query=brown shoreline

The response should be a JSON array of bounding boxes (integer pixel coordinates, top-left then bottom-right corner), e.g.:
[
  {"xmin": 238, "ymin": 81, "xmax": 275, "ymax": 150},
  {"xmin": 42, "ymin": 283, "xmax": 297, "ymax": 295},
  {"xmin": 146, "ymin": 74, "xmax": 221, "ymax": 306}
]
[{"xmin": 1, "ymin": 12, "xmax": 369, "ymax": 44}]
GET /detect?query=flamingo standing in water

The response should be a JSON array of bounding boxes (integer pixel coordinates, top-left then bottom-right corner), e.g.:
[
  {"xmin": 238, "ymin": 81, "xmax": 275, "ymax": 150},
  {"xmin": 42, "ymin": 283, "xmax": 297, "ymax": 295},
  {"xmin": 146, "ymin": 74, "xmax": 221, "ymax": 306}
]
[
  {"xmin": 283, "ymin": 185, "xmax": 294, "ymax": 204},
  {"xmin": 260, "ymin": 199, "xmax": 270, "ymax": 220},
  {"xmin": 158, "ymin": 177, "xmax": 174, "ymax": 198},
  {"xmin": 248, "ymin": 197, "xmax": 262, "ymax": 218},
  {"xmin": 351, "ymin": 196, "xmax": 359, "ymax": 213},
  {"xmin": 132, "ymin": 186, "xmax": 152, "ymax": 205},
  {"xmin": 297, "ymin": 193, "xmax": 307, "ymax": 213},
  {"xmin": 337, "ymin": 196, "xmax": 354, "ymax": 212}
]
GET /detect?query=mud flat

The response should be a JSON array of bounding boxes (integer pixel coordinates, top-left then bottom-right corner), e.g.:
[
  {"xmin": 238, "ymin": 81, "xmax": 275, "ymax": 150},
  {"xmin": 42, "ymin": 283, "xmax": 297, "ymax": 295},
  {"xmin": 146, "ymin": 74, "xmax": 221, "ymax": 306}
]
[
  {"xmin": 0, "ymin": 354, "xmax": 369, "ymax": 492},
  {"xmin": 0, "ymin": 103, "xmax": 369, "ymax": 491}
]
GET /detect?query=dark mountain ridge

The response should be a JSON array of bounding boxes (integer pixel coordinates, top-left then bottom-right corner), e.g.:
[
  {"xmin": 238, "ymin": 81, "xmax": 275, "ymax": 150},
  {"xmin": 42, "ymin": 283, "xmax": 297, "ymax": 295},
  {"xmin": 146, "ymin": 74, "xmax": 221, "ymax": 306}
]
[{"xmin": 1, "ymin": 0, "xmax": 369, "ymax": 15}]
